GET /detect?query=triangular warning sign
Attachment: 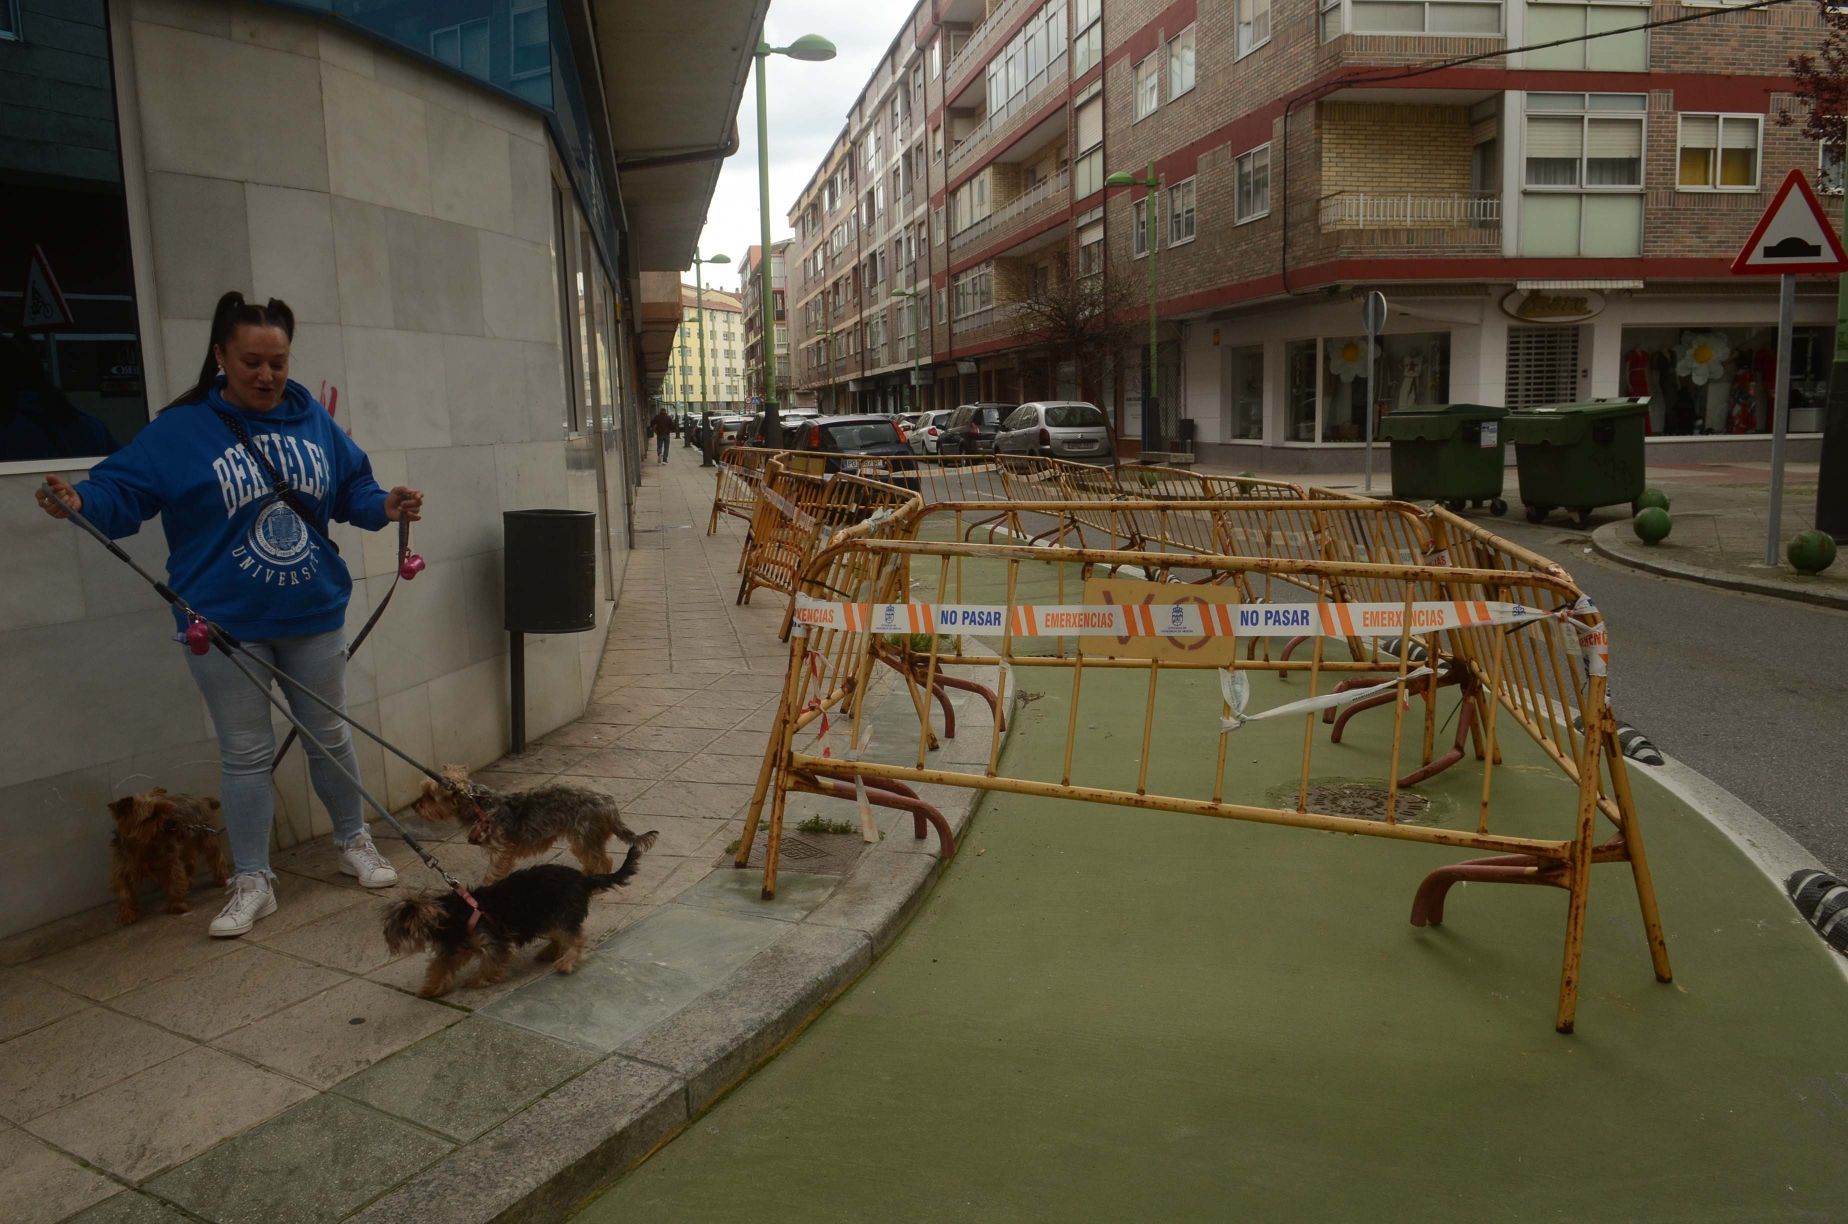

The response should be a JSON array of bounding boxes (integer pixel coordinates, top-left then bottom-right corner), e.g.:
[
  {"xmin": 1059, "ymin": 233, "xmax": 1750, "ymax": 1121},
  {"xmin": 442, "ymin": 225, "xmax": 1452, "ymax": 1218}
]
[
  {"xmin": 1732, "ymin": 169, "xmax": 1848, "ymax": 275},
  {"xmin": 22, "ymin": 244, "xmax": 73, "ymax": 332}
]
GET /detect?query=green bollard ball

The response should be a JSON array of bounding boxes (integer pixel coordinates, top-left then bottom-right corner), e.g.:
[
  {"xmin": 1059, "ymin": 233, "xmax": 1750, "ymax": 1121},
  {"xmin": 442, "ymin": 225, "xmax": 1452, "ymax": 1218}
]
[
  {"xmin": 1632, "ymin": 507, "xmax": 1672, "ymax": 545},
  {"xmin": 1635, "ymin": 488, "xmax": 1670, "ymax": 513},
  {"xmin": 1787, "ymin": 530, "xmax": 1839, "ymax": 574}
]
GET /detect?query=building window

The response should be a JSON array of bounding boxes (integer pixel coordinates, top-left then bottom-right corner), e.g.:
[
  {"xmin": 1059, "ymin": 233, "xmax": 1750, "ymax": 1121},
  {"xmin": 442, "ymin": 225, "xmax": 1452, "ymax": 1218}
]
[
  {"xmin": 1235, "ymin": 145, "xmax": 1271, "ymax": 223},
  {"xmin": 933, "ymin": 125, "xmax": 944, "ymax": 163},
  {"xmin": 1238, "ymin": 0, "xmax": 1273, "ymax": 55},
  {"xmin": 1823, "ymin": 142, "xmax": 1844, "ymax": 195},
  {"xmin": 1168, "ymin": 25, "xmax": 1196, "ymax": 99},
  {"xmin": 1321, "ymin": 0, "xmax": 1344, "ymax": 38},
  {"xmin": 1168, "ymin": 178, "xmax": 1196, "ymax": 245},
  {"xmin": 1132, "ymin": 200, "xmax": 1150, "ymax": 258},
  {"xmin": 1, "ymin": 0, "xmax": 20, "ymax": 40},
  {"xmin": 931, "ymin": 38, "xmax": 941, "ymax": 78},
  {"xmin": 1134, "ymin": 55, "xmax": 1159, "ymax": 122},
  {"xmin": 953, "ymin": 265, "xmax": 994, "ymax": 318},
  {"xmin": 431, "ymin": 18, "xmax": 489, "ymax": 78},
  {"xmin": 510, "ymin": 0, "xmax": 548, "ymax": 80},
  {"xmin": 1074, "ymin": 0, "xmax": 1103, "ymax": 73},
  {"xmin": 1677, "ymin": 114, "xmax": 1761, "ymax": 191},
  {"xmin": 1346, "ymin": 0, "xmax": 1502, "ymax": 34},
  {"xmin": 1079, "ymin": 221, "xmax": 1105, "ymax": 280},
  {"xmin": 1524, "ymin": 1, "xmax": 1647, "ymax": 72},
  {"xmin": 1521, "ymin": 94, "xmax": 1644, "ymax": 256},
  {"xmin": 1225, "ymin": 346, "xmax": 1264, "ymax": 440}
]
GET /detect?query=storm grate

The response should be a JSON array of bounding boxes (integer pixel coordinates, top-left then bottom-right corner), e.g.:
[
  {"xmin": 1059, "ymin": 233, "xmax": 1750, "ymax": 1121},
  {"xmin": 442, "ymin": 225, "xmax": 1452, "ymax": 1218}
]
[{"xmin": 1296, "ymin": 782, "xmax": 1431, "ymax": 823}]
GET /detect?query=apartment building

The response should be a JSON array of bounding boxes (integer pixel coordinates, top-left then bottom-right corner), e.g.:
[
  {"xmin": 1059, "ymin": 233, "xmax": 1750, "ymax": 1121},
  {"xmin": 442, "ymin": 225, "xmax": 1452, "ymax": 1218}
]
[
  {"xmin": 787, "ymin": 0, "xmax": 1837, "ymax": 469},
  {"xmin": 663, "ymin": 284, "xmax": 748, "ymax": 409},
  {"xmin": 741, "ymin": 240, "xmax": 795, "ymax": 405}
]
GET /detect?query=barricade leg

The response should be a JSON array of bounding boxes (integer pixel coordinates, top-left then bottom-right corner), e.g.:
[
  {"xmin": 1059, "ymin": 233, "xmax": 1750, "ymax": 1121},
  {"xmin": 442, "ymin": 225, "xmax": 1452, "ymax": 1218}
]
[
  {"xmin": 1555, "ymin": 675, "xmax": 1609, "ymax": 1034},
  {"xmin": 1409, "ymin": 854, "xmax": 1568, "ymax": 927},
  {"xmin": 737, "ymin": 635, "xmax": 805, "ymax": 870},
  {"xmin": 1602, "ymin": 719, "xmax": 1674, "ymax": 983}
]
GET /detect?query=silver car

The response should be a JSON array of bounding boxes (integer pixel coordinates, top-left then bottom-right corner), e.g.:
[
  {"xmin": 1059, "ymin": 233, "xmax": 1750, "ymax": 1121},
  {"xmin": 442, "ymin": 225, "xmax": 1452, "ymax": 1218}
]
[
  {"xmin": 994, "ymin": 401, "xmax": 1112, "ymax": 461},
  {"xmin": 908, "ymin": 408, "xmax": 955, "ymax": 455}
]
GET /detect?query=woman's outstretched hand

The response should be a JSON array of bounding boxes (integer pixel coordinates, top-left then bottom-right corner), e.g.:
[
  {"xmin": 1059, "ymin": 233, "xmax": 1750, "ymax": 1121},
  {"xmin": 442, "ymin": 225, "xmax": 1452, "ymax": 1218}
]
[
  {"xmin": 35, "ymin": 475, "xmax": 80, "ymax": 519},
  {"xmin": 384, "ymin": 486, "xmax": 423, "ymax": 523}
]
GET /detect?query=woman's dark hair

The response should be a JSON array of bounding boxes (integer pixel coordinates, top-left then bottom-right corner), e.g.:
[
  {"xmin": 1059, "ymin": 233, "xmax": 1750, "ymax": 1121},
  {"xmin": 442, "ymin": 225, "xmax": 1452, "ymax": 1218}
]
[{"xmin": 163, "ymin": 291, "xmax": 295, "ymax": 409}]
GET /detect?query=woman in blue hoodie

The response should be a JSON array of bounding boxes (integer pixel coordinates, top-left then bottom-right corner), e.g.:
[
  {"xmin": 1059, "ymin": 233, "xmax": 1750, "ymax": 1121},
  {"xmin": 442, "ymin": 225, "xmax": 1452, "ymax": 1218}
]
[{"xmin": 36, "ymin": 291, "xmax": 424, "ymax": 937}]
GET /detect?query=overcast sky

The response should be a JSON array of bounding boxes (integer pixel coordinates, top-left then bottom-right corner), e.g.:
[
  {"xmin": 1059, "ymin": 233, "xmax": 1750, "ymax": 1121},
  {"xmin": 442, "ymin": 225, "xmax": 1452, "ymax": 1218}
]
[{"xmin": 689, "ymin": 3, "xmax": 901, "ymax": 293}]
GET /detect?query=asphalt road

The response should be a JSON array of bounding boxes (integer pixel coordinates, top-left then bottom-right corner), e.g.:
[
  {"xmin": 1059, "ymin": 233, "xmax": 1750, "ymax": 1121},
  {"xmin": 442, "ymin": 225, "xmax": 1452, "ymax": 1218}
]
[{"xmin": 1469, "ymin": 510, "xmax": 1848, "ymax": 878}]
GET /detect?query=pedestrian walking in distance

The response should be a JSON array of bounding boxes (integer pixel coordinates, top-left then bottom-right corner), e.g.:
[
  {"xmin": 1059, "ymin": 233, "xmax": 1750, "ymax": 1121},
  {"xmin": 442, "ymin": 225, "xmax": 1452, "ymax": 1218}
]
[
  {"xmin": 34, "ymin": 291, "xmax": 424, "ymax": 938},
  {"xmin": 651, "ymin": 407, "xmax": 675, "ymax": 464}
]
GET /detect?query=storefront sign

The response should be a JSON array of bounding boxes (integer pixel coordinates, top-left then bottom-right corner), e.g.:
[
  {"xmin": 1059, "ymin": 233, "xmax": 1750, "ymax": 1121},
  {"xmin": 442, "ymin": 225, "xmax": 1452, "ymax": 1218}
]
[{"xmin": 1501, "ymin": 289, "xmax": 1604, "ymax": 325}]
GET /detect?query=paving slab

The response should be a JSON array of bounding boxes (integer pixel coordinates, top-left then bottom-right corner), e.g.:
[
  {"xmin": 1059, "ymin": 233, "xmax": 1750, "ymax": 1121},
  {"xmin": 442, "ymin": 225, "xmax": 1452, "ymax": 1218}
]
[
  {"xmin": 0, "ymin": 1123, "xmax": 120, "ymax": 1224},
  {"xmin": 0, "ymin": 1008, "xmax": 191, "ymax": 1123},
  {"xmin": 145, "ymin": 1094, "xmax": 453, "ymax": 1224},
  {"xmin": 334, "ymin": 1016, "xmax": 598, "ymax": 1142},
  {"xmin": 67, "ymin": 1193, "xmax": 196, "ymax": 1223},
  {"xmin": 212, "ymin": 979, "xmax": 460, "ymax": 1090}
]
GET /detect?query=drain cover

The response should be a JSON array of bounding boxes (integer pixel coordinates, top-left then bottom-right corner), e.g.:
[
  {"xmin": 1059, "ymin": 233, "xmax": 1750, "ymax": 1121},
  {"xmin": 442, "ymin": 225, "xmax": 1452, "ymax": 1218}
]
[
  {"xmin": 1296, "ymin": 781, "xmax": 1431, "ymax": 823},
  {"xmin": 723, "ymin": 831, "xmax": 867, "ymax": 875}
]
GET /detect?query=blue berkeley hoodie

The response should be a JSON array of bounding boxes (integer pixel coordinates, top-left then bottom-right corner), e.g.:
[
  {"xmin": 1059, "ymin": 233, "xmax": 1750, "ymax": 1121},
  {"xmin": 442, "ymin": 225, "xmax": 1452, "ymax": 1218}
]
[{"xmin": 73, "ymin": 377, "xmax": 391, "ymax": 641}]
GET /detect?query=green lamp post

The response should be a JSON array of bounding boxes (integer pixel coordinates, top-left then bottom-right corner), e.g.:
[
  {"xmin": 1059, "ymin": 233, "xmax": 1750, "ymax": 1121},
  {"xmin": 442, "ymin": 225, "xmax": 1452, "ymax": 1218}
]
[
  {"xmin": 753, "ymin": 33, "xmax": 836, "ymax": 448},
  {"xmin": 1106, "ymin": 163, "xmax": 1162, "ymax": 452},
  {"xmin": 891, "ymin": 284, "xmax": 923, "ymax": 414}
]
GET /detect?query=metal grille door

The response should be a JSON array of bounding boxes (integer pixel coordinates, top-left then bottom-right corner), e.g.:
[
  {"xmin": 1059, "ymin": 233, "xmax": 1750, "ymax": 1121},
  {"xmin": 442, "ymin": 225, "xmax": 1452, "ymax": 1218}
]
[{"xmin": 1505, "ymin": 327, "xmax": 1580, "ymax": 409}]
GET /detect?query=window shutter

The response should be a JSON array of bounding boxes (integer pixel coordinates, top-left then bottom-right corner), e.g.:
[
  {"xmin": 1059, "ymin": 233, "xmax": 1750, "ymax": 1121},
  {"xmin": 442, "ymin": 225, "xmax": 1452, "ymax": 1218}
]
[
  {"xmin": 1679, "ymin": 115, "xmax": 1718, "ymax": 149},
  {"xmin": 1585, "ymin": 118, "xmax": 1641, "ymax": 158},
  {"xmin": 1077, "ymin": 98, "xmax": 1103, "ymax": 151},
  {"xmin": 1720, "ymin": 118, "xmax": 1758, "ymax": 149},
  {"xmin": 1526, "ymin": 117, "xmax": 1583, "ymax": 159}
]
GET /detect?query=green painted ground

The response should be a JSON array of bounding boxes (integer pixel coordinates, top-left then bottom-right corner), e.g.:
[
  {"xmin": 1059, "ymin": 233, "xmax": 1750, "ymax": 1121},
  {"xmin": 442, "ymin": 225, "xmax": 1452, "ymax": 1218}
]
[{"xmin": 577, "ymin": 652, "xmax": 1848, "ymax": 1222}]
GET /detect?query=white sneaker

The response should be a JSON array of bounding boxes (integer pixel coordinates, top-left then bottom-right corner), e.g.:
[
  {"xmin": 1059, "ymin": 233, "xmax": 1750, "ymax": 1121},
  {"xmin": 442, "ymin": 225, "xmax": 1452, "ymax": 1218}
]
[
  {"xmin": 210, "ymin": 874, "xmax": 276, "ymax": 938},
  {"xmin": 338, "ymin": 831, "xmax": 399, "ymax": 888}
]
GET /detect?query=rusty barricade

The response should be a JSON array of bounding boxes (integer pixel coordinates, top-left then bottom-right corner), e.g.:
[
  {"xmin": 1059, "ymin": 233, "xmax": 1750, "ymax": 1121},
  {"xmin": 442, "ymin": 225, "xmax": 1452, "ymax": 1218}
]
[
  {"xmin": 736, "ymin": 459, "xmax": 924, "ymax": 613},
  {"xmin": 736, "ymin": 497, "xmax": 1670, "ymax": 1033}
]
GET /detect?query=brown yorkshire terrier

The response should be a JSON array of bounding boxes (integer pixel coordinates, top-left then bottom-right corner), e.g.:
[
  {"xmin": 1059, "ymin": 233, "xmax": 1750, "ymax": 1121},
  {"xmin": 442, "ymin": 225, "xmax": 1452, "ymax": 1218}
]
[
  {"xmin": 412, "ymin": 765, "xmax": 658, "ymax": 884},
  {"xmin": 107, "ymin": 788, "xmax": 231, "ymax": 924},
  {"xmin": 382, "ymin": 854, "xmax": 642, "ymax": 998}
]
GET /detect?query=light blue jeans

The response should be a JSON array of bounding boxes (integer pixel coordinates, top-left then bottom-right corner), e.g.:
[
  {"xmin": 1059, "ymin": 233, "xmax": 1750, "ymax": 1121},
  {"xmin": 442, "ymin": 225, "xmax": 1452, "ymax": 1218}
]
[{"xmin": 185, "ymin": 628, "xmax": 366, "ymax": 877}]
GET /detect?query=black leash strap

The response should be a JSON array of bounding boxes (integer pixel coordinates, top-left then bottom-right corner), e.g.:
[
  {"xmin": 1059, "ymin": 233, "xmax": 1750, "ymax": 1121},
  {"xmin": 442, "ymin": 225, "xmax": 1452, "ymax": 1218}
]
[{"xmin": 39, "ymin": 483, "xmax": 476, "ymax": 905}]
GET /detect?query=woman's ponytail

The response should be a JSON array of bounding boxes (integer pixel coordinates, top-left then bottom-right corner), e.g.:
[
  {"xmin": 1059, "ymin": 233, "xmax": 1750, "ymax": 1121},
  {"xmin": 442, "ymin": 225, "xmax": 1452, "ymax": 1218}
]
[{"xmin": 161, "ymin": 290, "xmax": 296, "ymax": 411}]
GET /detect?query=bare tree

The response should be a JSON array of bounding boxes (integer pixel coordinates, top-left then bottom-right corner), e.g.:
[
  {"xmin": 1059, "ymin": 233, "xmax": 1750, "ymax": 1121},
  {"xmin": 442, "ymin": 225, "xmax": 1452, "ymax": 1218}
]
[
  {"xmin": 1011, "ymin": 259, "xmax": 1142, "ymax": 427},
  {"xmin": 1782, "ymin": 8, "xmax": 1848, "ymax": 537}
]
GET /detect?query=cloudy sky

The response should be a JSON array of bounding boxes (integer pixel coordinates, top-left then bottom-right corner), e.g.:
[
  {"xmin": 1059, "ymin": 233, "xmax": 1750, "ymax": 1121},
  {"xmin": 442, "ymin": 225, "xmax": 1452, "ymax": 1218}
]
[{"xmin": 689, "ymin": 3, "xmax": 901, "ymax": 294}]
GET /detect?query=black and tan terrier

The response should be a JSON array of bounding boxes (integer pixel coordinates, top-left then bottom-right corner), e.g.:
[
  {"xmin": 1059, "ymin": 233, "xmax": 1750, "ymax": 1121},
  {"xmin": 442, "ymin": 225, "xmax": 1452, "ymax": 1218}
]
[
  {"xmin": 412, "ymin": 765, "xmax": 658, "ymax": 883},
  {"xmin": 107, "ymin": 788, "xmax": 231, "ymax": 924},
  {"xmin": 382, "ymin": 854, "xmax": 642, "ymax": 998}
]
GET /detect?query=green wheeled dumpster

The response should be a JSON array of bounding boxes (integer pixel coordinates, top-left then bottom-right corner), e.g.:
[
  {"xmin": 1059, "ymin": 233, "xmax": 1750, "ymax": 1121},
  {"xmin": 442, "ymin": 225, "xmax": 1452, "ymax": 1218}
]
[
  {"xmin": 1375, "ymin": 403, "xmax": 1509, "ymax": 515},
  {"xmin": 1504, "ymin": 398, "xmax": 1648, "ymax": 528}
]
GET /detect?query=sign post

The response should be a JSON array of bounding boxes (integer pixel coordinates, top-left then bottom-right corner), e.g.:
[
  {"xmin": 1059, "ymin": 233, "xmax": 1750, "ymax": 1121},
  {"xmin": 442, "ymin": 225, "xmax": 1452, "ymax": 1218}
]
[
  {"xmin": 1730, "ymin": 169, "xmax": 1848, "ymax": 565},
  {"xmin": 1362, "ymin": 290, "xmax": 1388, "ymax": 494},
  {"xmin": 22, "ymin": 245, "xmax": 73, "ymax": 333}
]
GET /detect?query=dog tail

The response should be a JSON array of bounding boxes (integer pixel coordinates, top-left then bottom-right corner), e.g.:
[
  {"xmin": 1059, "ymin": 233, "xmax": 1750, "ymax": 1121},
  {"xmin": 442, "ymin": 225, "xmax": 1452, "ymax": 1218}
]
[
  {"xmin": 587, "ymin": 842, "xmax": 647, "ymax": 891},
  {"xmin": 623, "ymin": 827, "xmax": 659, "ymax": 852}
]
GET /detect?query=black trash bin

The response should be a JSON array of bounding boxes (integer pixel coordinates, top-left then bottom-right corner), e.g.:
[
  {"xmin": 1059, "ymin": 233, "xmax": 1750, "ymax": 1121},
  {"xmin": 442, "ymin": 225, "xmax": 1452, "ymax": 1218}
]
[{"xmin": 503, "ymin": 509, "xmax": 597, "ymax": 750}]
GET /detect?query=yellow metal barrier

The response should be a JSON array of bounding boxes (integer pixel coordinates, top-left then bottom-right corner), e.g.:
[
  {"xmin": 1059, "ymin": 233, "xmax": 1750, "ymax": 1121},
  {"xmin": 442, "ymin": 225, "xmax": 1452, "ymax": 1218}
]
[{"xmin": 736, "ymin": 498, "xmax": 1670, "ymax": 1033}]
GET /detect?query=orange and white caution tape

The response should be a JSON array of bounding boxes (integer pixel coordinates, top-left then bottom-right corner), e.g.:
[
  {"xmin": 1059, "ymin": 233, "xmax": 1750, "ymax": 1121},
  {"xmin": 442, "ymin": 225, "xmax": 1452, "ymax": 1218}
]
[
  {"xmin": 1219, "ymin": 665, "xmax": 1438, "ymax": 732},
  {"xmin": 759, "ymin": 485, "xmax": 815, "ymax": 532}
]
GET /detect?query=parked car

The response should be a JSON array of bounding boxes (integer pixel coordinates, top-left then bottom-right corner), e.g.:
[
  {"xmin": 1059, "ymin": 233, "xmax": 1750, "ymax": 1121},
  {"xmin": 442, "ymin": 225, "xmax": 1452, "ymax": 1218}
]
[
  {"xmin": 994, "ymin": 401, "xmax": 1113, "ymax": 461},
  {"xmin": 794, "ymin": 414, "xmax": 916, "ymax": 483},
  {"xmin": 938, "ymin": 402, "xmax": 1015, "ymax": 455},
  {"xmin": 908, "ymin": 408, "xmax": 956, "ymax": 455},
  {"xmin": 711, "ymin": 415, "xmax": 752, "ymax": 450}
]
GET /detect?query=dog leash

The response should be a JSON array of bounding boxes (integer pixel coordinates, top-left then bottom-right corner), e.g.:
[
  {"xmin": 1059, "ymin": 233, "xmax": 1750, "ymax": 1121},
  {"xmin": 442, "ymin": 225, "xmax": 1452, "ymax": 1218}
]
[
  {"xmin": 270, "ymin": 515, "xmax": 425, "ymax": 772},
  {"xmin": 42, "ymin": 483, "xmax": 481, "ymax": 915}
]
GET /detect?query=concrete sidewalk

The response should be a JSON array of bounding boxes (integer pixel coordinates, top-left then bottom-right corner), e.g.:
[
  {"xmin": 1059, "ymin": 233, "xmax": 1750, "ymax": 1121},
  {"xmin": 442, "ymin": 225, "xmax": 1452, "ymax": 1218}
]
[{"xmin": 0, "ymin": 455, "xmax": 983, "ymax": 1223}]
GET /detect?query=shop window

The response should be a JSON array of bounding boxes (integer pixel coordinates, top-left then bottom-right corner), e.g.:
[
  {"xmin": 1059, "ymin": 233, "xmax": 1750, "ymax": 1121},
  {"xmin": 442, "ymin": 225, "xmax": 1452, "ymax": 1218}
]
[
  {"xmin": 1286, "ymin": 333, "xmax": 1451, "ymax": 442},
  {"xmin": 1224, "ymin": 345, "xmax": 1264, "ymax": 440},
  {"xmin": 1168, "ymin": 25, "xmax": 1196, "ymax": 99},
  {"xmin": 1677, "ymin": 114, "xmax": 1760, "ymax": 191},
  {"xmin": 1615, "ymin": 325, "xmax": 1833, "ymax": 435},
  {"xmin": 1239, "ymin": 0, "xmax": 1273, "ymax": 55},
  {"xmin": 2, "ymin": 0, "xmax": 150, "ymax": 468},
  {"xmin": 1135, "ymin": 56, "xmax": 1160, "ymax": 122},
  {"xmin": 1168, "ymin": 178, "xmax": 1197, "ymax": 245},
  {"xmin": 1236, "ymin": 145, "xmax": 1271, "ymax": 223}
]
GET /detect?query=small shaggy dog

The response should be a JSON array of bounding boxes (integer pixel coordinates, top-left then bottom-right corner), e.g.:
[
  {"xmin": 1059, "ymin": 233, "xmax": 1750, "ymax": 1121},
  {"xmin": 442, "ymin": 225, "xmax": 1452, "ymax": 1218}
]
[
  {"xmin": 107, "ymin": 788, "xmax": 231, "ymax": 924},
  {"xmin": 412, "ymin": 765, "xmax": 658, "ymax": 883},
  {"xmin": 382, "ymin": 854, "xmax": 642, "ymax": 997}
]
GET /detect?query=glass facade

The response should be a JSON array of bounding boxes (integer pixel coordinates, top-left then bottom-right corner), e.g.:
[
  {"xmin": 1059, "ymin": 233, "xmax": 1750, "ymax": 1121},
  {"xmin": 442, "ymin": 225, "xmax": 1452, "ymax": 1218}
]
[
  {"xmin": 1, "ymin": 1, "xmax": 149, "ymax": 464},
  {"xmin": 1615, "ymin": 325, "xmax": 1834, "ymax": 435},
  {"xmin": 1286, "ymin": 332, "xmax": 1452, "ymax": 443}
]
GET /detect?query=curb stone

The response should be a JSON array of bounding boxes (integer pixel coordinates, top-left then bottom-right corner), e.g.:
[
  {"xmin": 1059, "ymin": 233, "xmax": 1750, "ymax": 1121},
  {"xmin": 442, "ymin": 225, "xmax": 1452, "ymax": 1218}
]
[
  {"xmin": 1590, "ymin": 522, "xmax": 1848, "ymax": 611},
  {"xmin": 346, "ymin": 664, "xmax": 1016, "ymax": 1223}
]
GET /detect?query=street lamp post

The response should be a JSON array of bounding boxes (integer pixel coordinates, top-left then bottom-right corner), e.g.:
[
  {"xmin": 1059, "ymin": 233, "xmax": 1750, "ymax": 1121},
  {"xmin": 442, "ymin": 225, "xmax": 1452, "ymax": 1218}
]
[
  {"xmin": 754, "ymin": 32, "xmax": 836, "ymax": 448},
  {"xmin": 691, "ymin": 251, "xmax": 729, "ymax": 451},
  {"xmin": 1106, "ymin": 163, "xmax": 1162, "ymax": 454}
]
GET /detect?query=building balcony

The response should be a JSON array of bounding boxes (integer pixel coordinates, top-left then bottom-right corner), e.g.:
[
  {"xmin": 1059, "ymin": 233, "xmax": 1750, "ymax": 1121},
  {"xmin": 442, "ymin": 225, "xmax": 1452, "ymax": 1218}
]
[
  {"xmin": 948, "ymin": 51, "xmax": 1067, "ymax": 175},
  {"xmin": 1316, "ymin": 191, "xmax": 1502, "ymax": 254},
  {"xmin": 951, "ymin": 168, "xmax": 1069, "ymax": 259},
  {"xmin": 944, "ymin": 0, "xmax": 1040, "ymax": 94}
]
